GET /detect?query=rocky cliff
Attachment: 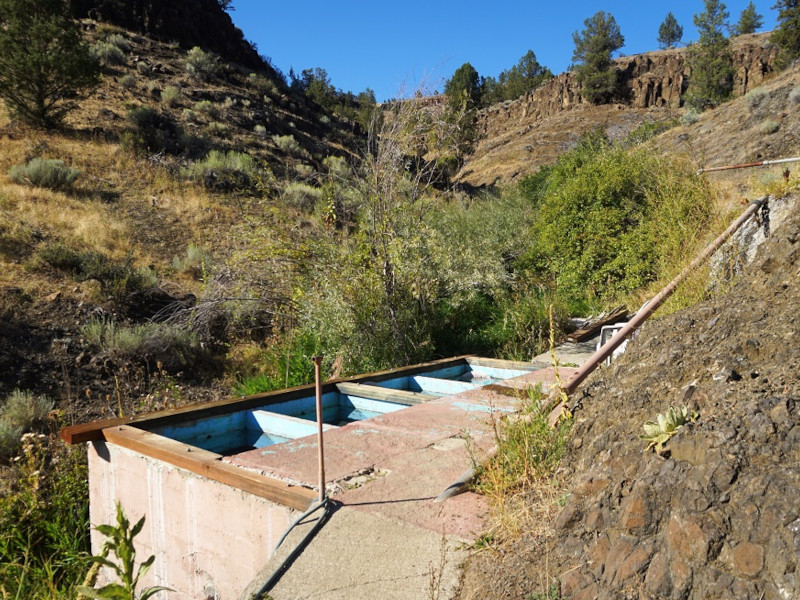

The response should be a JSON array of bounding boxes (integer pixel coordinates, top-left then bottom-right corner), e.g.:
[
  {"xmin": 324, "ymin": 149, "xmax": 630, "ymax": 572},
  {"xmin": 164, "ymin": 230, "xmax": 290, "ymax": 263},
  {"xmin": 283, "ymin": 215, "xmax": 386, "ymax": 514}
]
[{"xmin": 457, "ymin": 33, "xmax": 779, "ymax": 187}]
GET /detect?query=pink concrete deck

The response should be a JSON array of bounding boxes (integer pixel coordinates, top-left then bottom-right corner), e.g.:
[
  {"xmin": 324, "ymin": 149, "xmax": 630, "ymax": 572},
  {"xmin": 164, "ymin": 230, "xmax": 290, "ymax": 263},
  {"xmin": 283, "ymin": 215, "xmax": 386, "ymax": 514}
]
[{"xmin": 223, "ymin": 366, "xmax": 578, "ymax": 541}]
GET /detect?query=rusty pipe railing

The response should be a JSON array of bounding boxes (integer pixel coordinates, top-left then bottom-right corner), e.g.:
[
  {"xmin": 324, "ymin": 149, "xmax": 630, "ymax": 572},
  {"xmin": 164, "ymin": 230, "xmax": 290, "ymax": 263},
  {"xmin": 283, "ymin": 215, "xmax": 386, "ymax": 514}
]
[
  {"xmin": 313, "ymin": 355, "xmax": 326, "ymax": 504},
  {"xmin": 435, "ymin": 197, "xmax": 769, "ymax": 502},
  {"xmin": 698, "ymin": 156, "xmax": 800, "ymax": 174}
]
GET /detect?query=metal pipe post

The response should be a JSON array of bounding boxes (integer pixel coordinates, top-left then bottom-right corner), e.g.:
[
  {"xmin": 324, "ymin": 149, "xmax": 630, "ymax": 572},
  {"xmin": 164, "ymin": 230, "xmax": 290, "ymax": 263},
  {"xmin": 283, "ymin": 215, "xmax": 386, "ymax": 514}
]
[{"xmin": 313, "ymin": 355, "xmax": 326, "ymax": 503}]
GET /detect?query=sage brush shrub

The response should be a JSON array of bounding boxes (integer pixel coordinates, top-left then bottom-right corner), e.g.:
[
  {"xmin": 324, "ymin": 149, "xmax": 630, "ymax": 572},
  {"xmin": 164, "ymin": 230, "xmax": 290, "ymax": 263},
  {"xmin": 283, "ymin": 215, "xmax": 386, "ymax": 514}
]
[
  {"xmin": 185, "ymin": 46, "xmax": 220, "ymax": 81},
  {"xmin": 184, "ymin": 150, "xmax": 260, "ymax": 191},
  {"xmin": 8, "ymin": 158, "xmax": 80, "ymax": 190},
  {"xmin": 759, "ymin": 119, "xmax": 779, "ymax": 134},
  {"xmin": 0, "ymin": 389, "xmax": 53, "ymax": 457},
  {"xmin": 91, "ymin": 41, "xmax": 126, "ymax": 66},
  {"xmin": 161, "ymin": 85, "xmax": 183, "ymax": 107},
  {"xmin": 82, "ymin": 319, "xmax": 200, "ymax": 369}
]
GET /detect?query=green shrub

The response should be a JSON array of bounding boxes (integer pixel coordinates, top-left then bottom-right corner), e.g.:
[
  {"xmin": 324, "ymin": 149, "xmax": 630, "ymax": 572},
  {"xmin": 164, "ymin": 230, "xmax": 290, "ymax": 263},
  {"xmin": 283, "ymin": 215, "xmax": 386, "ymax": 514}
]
[
  {"xmin": 184, "ymin": 150, "xmax": 261, "ymax": 192},
  {"xmin": 136, "ymin": 60, "xmax": 150, "ymax": 75},
  {"xmin": 253, "ymin": 124, "xmax": 267, "ymax": 138},
  {"xmin": 232, "ymin": 332, "xmax": 317, "ymax": 395},
  {"xmin": 185, "ymin": 46, "xmax": 220, "ymax": 81},
  {"xmin": 680, "ymin": 108, "xmax": 700, "ymax": 126},
  {"xmin": 0, "ymin": 434, "xmax": 91, "ymax": 597},
  {"xmin": 161, "ymin": 85, "xmax": 183, "ymax": 107},
  {"xmin": 282, "ymin": 182, "xmax": 322, "ymax": 211},
  {"xmin": 91, "ymin": 41, "xmax": 126, "ymax": 66},
  {"xmin": 123, "ymin": 106, "xmax": 183, "ymax": 153},
  {"xmin": 38, "ymin": 244, "xmax": 157, "ymax": 300},
  {"xmin": 521, "ymin": 133, "xmax": 715, "ymax": 303},
  {"xmin": 119, "ymin": 74, "xmax": 136, "ymax": 90},
  {"xmin": 759, "ymin": 119, "xmax": 779, "ymax": 134},
  {"xmin": 82, "ymin": 319, "xmax": 201, "ymax": 368},
  {"xmin": 8, "ymin": 158, "xmax": 80, "ymax": 190},
  {"xmin": 272, "ymin": 134, "xmax": 309, "ymax": 158},
  {"xmin": 248, "ymin": 73, "xmax": 278, "ymax": 96},
  {"xmin": 193, "ymin": 99, "xmax": 219, "ymax": 118},
  {"xmin": 0, "ymin": 390, "xmax": 53, "ymax": 458},
  {"xmin": 745, "ymin": 88, "xmax": 767, "ymax": 110},
  {"xmin": 205, "ymin": 121, "xmax": 228, "ymax": 134},
  {"xmin": 104, "ymin": 33, "xmax": 131, "ymax": 52},
  {"xmin": 172, "ymin": 244, "xmax": 212, "ymax": 280}
]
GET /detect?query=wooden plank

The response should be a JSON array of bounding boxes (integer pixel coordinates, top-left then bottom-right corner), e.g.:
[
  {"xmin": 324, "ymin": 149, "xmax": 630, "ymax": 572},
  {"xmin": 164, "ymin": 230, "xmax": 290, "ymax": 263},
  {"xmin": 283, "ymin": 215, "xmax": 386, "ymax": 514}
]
[
  {"xmin": 565, "ymin": 307, "xmax": 628, "ymax": 343},
  {"xmin": 465, "ymin": 357, "xmax": 540, "ymax": 372},
  {"xmin": 335, "ymin": 382, "xmax": 434, "ymax": 405},
  {"xmin": 102, "ymin": 426, "xmax": 316, "ymax": 511},
  {"xmin": 61, "ymin": 356, "xmax": 472, "ymax": 444}
]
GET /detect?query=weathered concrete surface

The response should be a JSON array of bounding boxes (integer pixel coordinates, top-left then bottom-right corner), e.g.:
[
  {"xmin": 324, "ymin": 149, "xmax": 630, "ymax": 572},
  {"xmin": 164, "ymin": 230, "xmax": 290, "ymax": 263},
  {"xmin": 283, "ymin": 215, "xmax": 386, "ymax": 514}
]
[
  {"xmin": 231, "ymin": 365, "xmax": 583, "ymax": 600},
  {"xmin": 88, "ymin": 441, "xmax": 299, "ymax": 600}
]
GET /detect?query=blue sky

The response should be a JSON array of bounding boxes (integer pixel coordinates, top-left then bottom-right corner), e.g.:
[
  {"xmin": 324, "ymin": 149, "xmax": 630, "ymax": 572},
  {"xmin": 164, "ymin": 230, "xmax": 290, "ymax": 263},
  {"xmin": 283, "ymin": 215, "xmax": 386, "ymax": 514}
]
[{"xmin": 232, "ymin": 1, "xmax": 777, "ymax": 101}]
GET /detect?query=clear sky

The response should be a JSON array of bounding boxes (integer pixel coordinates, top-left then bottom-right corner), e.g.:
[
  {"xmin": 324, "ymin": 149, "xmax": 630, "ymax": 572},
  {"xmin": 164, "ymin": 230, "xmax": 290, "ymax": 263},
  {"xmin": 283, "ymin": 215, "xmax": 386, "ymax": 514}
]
[{"xmin": 231, "ymin": 1, "xmax": 778, "ymax": 102}]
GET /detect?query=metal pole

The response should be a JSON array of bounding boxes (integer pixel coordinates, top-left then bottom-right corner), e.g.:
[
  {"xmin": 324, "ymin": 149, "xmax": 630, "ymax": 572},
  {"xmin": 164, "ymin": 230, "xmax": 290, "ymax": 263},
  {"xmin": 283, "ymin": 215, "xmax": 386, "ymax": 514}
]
[
  {"xmin": 698, "ymin": 156, "xmax": 800, "ymax": 174},
  {"xmin": 313, "ymin": 355, "xmax": 326, "ymax": 503}
]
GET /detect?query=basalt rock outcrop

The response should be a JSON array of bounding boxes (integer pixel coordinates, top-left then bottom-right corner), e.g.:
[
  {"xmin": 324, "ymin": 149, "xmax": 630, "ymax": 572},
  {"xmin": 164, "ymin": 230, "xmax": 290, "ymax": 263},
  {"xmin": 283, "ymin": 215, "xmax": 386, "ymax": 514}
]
[{"xmin": 457, "ymin": 33, "xmax": 779, "ymax": 187}]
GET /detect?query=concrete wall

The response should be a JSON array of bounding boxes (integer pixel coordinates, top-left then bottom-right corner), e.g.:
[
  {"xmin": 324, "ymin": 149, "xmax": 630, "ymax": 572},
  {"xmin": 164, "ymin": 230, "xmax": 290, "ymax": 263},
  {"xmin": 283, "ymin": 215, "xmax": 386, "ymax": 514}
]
[{"xmin": 88, "ymin": 441, "xmax": 299, "ymax": 599}]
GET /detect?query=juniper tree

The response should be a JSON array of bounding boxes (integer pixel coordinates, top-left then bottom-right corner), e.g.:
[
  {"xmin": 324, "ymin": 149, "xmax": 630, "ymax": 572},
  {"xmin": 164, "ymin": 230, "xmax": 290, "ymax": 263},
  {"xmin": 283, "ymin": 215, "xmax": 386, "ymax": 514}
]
[
  {"xmin": 733, "ymin": 1, "xmax": 764, "ymax": 35},
  {"xmin": 572, "ymin": 11, "xmax": 625, "ymax": 104},
  {"xmin": 657, "ymin": 12, "xmax": 684, "ymax": 48},
  {"xmin": 686, "ymin": 0, "xmax": 734, "ymax": 110},
  {"xmin": 772, "ymin": 0, "xmax": 800, "ymax": 63},
  {"xmin": 0, "ymin": 0, "xmax": 99, "ymax": 128}
]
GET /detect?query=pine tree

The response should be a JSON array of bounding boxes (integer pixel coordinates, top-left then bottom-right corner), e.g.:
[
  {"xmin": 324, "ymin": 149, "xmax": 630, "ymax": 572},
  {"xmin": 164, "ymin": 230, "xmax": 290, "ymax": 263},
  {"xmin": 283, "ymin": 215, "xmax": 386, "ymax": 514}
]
[
  {"xmin": 0, "ymin": 0, "xmax": 99, "ymax": 128},
  {"xmin": 572, "ymin": 11, "xmax": 625, "ymax": 104},
  {"xmin": 686, "ymin": 0, "xmax": 734, "ymax": 110},
  {"xmin": 771, "ymin": 0, "xmax": 800, "ymax": 63},
  {"xmin": 444, "ymin": 62, "xmax": 482, "ymax": 112},
  {"xmin": 657, "ymin": 12, "xmax": 684, "ymax": 48},
  {"xmin": 733, "ymin": 1, "xmax": 764, "ymax": 35}
]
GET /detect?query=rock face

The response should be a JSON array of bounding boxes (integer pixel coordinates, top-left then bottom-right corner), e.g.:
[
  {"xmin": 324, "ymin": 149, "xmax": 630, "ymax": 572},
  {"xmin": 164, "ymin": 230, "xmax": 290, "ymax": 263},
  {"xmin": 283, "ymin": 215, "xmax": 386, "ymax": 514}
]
[
  {"xmin": 70, "ymin": 0, "xmax": 266, "ymax": 71},
  {"xmin": 458, "ymin": 34, "xmax": 779, "ymax": 187},
  {"xmin": 459, "ymin": 193, "xmax": 800, "ymax": 600}
]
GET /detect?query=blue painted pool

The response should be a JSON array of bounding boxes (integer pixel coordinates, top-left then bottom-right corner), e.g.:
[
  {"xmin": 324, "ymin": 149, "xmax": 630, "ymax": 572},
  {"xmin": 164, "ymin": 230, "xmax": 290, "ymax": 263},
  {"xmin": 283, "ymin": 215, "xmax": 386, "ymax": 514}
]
[{"xmin": 145, "ymin": 359, "xmax": 533, "ymax": 454}]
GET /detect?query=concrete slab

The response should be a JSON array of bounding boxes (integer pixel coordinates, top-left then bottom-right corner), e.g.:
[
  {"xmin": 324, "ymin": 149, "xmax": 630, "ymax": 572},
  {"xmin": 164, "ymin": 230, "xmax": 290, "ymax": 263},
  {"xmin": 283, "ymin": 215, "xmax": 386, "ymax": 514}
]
[{"xmin": 241, "ymin": 507, "xmax": 467, "ymax": 600}]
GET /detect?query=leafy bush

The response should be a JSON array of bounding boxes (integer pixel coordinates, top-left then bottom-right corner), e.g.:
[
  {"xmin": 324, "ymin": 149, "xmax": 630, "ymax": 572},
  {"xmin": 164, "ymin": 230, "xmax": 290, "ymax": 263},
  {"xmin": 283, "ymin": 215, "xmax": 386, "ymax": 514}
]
[
  {"xmin": 91, "ymin": 41, "xmax": 126, "ymax": 66},
  {"xmin": 759, "ymin": 119, "xmax": 779, "ymax": 134},
  {"xmin": 185, "ymin": 46, "xmax": 220, "ymax": 81},
  {"xmin": 521, "ymin": 133, "xmax": 715, "ymax": 302},
  {"xmin": 78, "ymin": 502, "xmax": 170, "ymax": 600},
  {"xmin": 253, "ymin": 124, "xmax": 267, "ymax": 137},
  {"xmin": 8, "ymin": 158, "xmax": 80, "ymax": 190},
  {"xmin": 184, "ymin": 150, "xmax": 261, "ymax": 192},
  {"xmin": 248, "ymin": 73, "xmax": 278, "ymax": 96},
  {"xmin": 161, "ymin": 85, "xmax": 183, "ymax": 107}
]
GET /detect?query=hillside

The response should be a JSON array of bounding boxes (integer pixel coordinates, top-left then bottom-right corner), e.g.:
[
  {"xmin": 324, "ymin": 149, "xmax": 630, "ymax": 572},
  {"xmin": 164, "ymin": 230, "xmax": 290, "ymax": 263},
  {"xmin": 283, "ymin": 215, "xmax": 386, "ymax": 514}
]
[
  {"xmin": 0, "ymin": 19, "xmax": 363, "ymax": 421},
  {"xmin": 459, "ymin": 190, "xmax": 800, "ymax": 599},
  {"xmin": 456, "ymin": 33, "xmax": 781, "ymax": 187}
]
